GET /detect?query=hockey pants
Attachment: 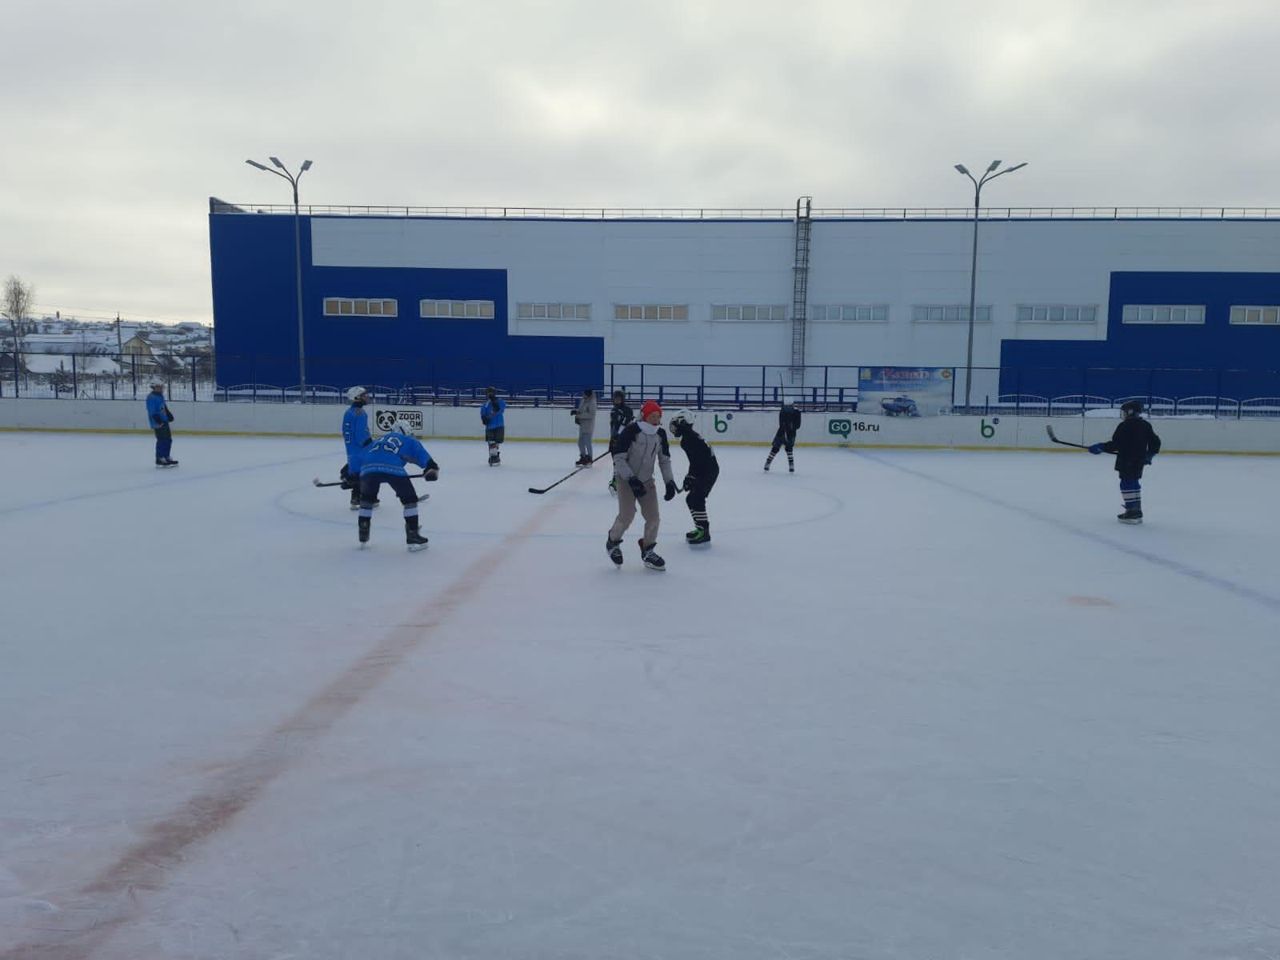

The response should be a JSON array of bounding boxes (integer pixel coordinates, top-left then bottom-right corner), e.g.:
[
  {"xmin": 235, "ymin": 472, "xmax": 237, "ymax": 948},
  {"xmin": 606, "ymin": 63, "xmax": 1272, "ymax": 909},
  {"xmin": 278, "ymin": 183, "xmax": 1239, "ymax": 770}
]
[
  {"xmin": 608, "ymin": 480, "xmax": 661, "ymax": 545},
  {"xmin": 769, "ymin": 429, "xmax": 796, "ymax": 455},
  {"xmin": 153, "ymin": 424, "xmax": 172, "ymax": 461}
]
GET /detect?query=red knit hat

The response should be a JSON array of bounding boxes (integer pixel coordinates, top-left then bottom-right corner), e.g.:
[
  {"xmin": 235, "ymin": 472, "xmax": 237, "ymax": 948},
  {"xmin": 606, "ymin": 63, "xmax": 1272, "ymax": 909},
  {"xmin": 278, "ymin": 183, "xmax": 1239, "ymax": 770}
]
[{"xmin": 640, "ymin": 399, "xmax": 663, "ymax": 420}]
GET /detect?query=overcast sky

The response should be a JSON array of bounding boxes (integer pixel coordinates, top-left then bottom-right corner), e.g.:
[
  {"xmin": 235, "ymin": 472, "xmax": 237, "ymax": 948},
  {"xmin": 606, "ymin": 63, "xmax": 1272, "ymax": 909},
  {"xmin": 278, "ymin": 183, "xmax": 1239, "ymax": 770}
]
[{"xmin": 3, "ymin": 0, "xmax": 1278, "ymax": 326}]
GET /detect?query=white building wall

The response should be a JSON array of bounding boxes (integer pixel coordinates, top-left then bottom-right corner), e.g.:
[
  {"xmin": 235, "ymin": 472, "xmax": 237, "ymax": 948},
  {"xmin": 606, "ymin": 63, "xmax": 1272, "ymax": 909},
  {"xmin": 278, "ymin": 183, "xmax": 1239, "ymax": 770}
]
[{"xmin": 310, "ymin": 217, "xmax": 1280, "ymax": 371}]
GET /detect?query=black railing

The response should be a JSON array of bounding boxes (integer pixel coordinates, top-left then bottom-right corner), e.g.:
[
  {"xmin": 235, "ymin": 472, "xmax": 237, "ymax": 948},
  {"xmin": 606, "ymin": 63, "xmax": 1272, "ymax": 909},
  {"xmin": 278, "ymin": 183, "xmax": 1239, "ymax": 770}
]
[{"xmin": 3, "ymin": 352, "xmax": 1279, "ymax": 418}]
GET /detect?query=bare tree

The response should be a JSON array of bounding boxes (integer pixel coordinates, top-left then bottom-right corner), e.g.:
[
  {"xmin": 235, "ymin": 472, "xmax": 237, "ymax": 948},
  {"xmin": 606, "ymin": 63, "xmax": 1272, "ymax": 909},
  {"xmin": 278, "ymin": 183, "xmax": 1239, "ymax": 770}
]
[{"xmin": 2, "ymin": 275, "xmax": 34, "ymax": 372}]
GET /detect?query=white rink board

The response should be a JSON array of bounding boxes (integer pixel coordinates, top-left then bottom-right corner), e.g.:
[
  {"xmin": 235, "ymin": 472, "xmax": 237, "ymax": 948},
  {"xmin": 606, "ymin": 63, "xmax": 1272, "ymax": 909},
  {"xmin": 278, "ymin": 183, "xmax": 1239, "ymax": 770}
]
[{"xmin": 1, "ymin": 397, "xmax": 1279, "ymax": 454}]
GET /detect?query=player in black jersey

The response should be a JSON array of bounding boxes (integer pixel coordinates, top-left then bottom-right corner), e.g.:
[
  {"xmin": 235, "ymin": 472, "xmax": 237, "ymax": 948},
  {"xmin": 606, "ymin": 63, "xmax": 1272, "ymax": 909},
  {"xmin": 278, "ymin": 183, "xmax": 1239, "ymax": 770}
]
[
  {"xmin": 764, "ymin": 399, "xmax": 801, "ymax": 472},
  {"xmin": 607, "ymin": 389, "xmax": 635, "ymax": 494},
  {"xmin": 1089, "ymin": 399, "xmax": 1162, "ymax": 524},
  {"xmin": 668, "ymin": 410, "xmax": 720, "ymax": 545}
]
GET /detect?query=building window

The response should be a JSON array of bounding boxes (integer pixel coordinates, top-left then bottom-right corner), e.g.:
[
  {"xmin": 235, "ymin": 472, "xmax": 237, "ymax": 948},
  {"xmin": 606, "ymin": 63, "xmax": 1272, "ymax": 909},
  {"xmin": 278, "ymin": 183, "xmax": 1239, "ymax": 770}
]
[
  {"xmin": 911, "ymin": 304, "xmax": 992, "ymax": 323},
  {"xmin": 1230, "ymin": 305, "xmax": 1280, "ymax": 325},
  {"xmin": 419, "ymin": 299, "xmax": 495, "ymax": 319},
  {"xmin": 613, "ymin": 303, "xmax": 689, "ymax": 321},
  {"xmin": 1016, "ymin": 304, "xmax": 1099, "ymax": 323},
  {"xmin": 516, "ymin": 302, "xmax": 591, "ymax": 320},
  {"xmin": 1121, "ymin": 304, "xmax": 1205, "ymax": 325},
  {"xmin": 323, "ymin": 298, "xmax": 398, "ymax": 317},
  {"xmin": 710, "ymin": 304, "xmax": 787, "ymax": 322},
  {"xmin": 811, "ymin": 304, "xmax": 889, "ymax": 323}
]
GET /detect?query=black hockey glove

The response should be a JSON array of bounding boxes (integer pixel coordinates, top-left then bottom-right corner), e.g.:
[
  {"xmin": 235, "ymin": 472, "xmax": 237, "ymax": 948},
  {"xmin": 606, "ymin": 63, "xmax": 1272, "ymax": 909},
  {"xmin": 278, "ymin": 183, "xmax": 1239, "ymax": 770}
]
[
  {"xmin": 681, "ymin": 475, "xmax": 692, "ymax": 492},
  {"xmin": 166, "ymin": 410, "xmax": 174, "ymax": 422},
  {"xmin": 627, "ymin": 477, "xmax": 646, "ymax": 500},
  {"xmin": 663, "ymin": 480, "xmax": 678, "ymax": 501},
  {"xmin": 1144, "ymin": 453, "xmax": 1155, "ymax": 465},
  {"xmin": 424, "ymin": 458, "xmax": 440, "ymax": 481},
  {"xmin": 481, "ymin": 412, "xmax": 491, "ymax": 426}
]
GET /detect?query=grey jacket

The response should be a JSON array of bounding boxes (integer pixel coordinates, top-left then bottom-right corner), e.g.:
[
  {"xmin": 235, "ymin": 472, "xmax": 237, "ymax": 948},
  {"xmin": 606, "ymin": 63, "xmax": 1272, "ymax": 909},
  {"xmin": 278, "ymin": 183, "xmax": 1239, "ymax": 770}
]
[
  {"xmin": 611, "ymin": 422, "xmax": 675, "ymax": 487},
  {"xmin": 573, "ymin": 393, "xmax": 597, "ymax": 429}
]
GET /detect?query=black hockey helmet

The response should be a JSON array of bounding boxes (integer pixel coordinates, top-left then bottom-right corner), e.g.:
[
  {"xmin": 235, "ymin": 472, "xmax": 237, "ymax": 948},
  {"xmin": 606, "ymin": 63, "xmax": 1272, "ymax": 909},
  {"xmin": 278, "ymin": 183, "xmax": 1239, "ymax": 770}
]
[{"xmin": 1120, "ymin": 399, "xmax": 1144, "ymax": 416}]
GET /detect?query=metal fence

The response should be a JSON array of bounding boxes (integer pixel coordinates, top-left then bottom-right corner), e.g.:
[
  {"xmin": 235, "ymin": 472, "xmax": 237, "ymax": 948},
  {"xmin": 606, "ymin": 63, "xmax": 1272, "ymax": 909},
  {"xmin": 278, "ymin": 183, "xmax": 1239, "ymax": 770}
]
[{"xmin": 3, "ymin": 351, "xmax": 1279, "ymax": 418}]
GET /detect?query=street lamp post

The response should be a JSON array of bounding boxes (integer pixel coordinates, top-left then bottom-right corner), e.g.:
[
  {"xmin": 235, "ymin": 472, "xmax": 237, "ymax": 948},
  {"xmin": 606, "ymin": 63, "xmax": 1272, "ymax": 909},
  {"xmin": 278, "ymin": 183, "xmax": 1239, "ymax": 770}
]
[
  {"xmin": 954, "ymin": 160, "xmax": 1027, "ymax": 411},
  {"xmin": 246, "ymin": 157, "xmax": 313, "ymax": 400}
]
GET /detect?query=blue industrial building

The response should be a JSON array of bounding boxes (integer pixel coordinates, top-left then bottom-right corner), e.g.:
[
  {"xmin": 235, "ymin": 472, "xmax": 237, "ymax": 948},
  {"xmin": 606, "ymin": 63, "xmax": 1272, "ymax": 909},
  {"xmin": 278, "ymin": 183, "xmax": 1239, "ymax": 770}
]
[{"xmin": 209, "ymin": 200, "xmax": 1280, "ymax": 406}]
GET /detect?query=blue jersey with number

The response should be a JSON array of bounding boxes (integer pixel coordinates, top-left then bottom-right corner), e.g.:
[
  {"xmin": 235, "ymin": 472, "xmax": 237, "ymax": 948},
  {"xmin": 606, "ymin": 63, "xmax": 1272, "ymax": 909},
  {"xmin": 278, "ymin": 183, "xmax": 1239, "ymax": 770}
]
[
  {"xmin": 342, "ymin": 404, "xmax": 371, "ymax": 471},
  {"xmin": 480, "ymin": 398, "xmax": 506, "ymax": 429},
  {"xmin": 360, "ymin": 433, "xmax": 432, "ymax": 477}
]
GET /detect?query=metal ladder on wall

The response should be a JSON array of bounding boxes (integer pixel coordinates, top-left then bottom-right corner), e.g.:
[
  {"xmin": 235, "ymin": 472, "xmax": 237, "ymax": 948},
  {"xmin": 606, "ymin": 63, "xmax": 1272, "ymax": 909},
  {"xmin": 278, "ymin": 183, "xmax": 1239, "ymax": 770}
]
[{"xmin": 790, "ymin": 196, "xmax": 813, "ymax": 387}]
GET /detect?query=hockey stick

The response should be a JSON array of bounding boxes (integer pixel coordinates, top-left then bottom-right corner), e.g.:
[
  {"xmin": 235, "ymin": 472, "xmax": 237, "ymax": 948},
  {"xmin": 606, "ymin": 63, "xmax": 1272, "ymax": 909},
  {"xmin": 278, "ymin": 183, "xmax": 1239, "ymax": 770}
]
[
  {"xmin": 527, "ymin": 449, "xmax": 611, "ymax": 495},
  {"xmin": 1045, "ymin": 425, "xmax": 1090, "ymax": 450},
  {"xmin": 313, "ymin": 471, "xmax": 432, "ymax": 487}
]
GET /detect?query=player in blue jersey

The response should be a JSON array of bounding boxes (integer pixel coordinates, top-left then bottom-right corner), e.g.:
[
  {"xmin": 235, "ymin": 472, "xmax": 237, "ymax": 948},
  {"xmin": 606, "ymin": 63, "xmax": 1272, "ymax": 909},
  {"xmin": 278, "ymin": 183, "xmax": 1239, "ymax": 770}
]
[
  {"xmin": 358, "ymin": 422, "xmax": 439, "ymax": 551},
  {"xmin": 480, "ymin": 386, "xmax": 506, "ymax": 466},
  {"xmin": 145, "ymin": 381, "xmax": 178, "ymax": 467},
  {"xmin": 340, "ymin": 386, "xmax": 374, "ymax": 509}
]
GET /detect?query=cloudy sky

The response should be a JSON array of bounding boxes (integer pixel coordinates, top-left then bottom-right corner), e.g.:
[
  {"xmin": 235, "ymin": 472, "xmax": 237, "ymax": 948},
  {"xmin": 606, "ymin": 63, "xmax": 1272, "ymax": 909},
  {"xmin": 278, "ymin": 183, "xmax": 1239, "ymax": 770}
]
[{"xmin": 3, "ymin": 0, "xmax": 1278, "ymax": 325}]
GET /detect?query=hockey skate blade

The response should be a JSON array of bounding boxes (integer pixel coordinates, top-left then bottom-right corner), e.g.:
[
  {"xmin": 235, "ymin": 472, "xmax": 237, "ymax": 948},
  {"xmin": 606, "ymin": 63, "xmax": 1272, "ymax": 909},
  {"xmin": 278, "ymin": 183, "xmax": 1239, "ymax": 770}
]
[
  {"xmin": 407, "ymin": 542, "xmax": 429, "ymax": 553},
  {"xmin": 1117, "ymin": 517, "xmax": 1143, "ymax": 525}
]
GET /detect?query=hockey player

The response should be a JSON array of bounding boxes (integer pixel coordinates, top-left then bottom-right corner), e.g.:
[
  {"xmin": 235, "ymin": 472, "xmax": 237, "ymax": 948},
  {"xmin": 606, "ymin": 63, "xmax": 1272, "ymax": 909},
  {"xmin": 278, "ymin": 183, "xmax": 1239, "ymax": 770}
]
[
  {"xmin": 145, "ymin": 381, "xmax": 178, "ymax": 467},
  {"xmin": 669, "ymin": 410, "xmax": 719, "ymax": 545},
  {"xmin": 341, "ymin": 386, "xmax": 373, "ymax": 509},
  {"xmin": 1089, "ymin": 400, "xmax": 1162, "ymax": 524},
  {"xmin": 607, "ymin": 389, "xmax": 635, "ymax": 494},
  {"xmin": 764, "ymin": 398, "xmax": 801, "ymax": 472},
  {"xmin": 480, "ymin": 387, "xmax": 506, "ymax": 466},
  {"xmin": 572, "ymin": 387, "xmax": 598, "ymax": 466},
  {"xmin": 357, "ymin": 422, "xmax": 439, "ymax": 551},
  {"xmin": 606, "ymin": 399, "xmax": 678, "ymax": 570}
]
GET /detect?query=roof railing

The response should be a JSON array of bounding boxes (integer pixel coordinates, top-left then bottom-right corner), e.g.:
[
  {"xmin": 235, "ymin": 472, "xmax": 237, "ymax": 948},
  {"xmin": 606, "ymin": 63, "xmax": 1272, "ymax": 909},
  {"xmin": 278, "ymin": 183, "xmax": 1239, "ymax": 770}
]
[{"xmin": 209, "ymin": 200, "xmax": 1280, "ymax": 221}]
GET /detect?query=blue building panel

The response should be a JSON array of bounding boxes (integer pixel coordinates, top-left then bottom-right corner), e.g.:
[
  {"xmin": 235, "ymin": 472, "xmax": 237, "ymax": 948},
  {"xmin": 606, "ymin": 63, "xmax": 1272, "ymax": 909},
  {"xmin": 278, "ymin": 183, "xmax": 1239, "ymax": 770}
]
[
  {"xmin": 209, "ymin": 213, "xmax": 604, "ymax": 393},
  {"xmin": 1000, "ymin": 272, "xmax": 1280, "ymax": 401}
]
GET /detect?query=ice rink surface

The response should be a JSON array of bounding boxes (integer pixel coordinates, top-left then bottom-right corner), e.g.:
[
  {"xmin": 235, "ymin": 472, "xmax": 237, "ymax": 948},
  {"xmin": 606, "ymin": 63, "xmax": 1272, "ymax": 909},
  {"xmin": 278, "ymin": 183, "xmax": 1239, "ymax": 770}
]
[{"xmin": 2, "ymin": 431, "xmax": 1279, "ymax": 960}]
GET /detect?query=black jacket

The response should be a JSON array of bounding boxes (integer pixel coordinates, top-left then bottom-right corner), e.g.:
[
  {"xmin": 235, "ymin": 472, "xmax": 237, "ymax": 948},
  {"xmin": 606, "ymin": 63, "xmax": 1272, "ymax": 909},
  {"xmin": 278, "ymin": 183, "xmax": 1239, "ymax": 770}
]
[
  {"xmin": 778, "ymin": 405, "xmax": 801, "ymax": 433},
  {"xmin": 1102, "ymin": 417, "xmax": 1161, "ymax": 476},
  {"xmin": 678, "ymin": 429, "xmax": 719, "ymax": 488},
  {"xmin": 609, "ymin": 402, "xmax": 635, "ymax": 449}
]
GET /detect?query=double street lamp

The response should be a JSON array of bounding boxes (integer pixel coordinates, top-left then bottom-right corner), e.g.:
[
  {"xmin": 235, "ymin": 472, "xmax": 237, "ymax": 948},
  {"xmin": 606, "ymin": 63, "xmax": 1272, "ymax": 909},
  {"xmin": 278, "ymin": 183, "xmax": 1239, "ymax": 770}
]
[
  {"xmin": 246, "ymin": 156, "xmax": 313, "ymax": 400},
  {"xmin": 954, "ymin": 159, "xmax": 1027, "ymax": 411}
]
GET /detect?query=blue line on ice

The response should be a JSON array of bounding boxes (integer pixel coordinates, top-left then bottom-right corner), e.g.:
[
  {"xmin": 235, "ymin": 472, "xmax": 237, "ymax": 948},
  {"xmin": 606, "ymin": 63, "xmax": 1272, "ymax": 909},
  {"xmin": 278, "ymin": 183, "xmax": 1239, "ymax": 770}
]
[{"xmin": 854, "ymin": 448, "xmax": 1280, "ymax": 615}]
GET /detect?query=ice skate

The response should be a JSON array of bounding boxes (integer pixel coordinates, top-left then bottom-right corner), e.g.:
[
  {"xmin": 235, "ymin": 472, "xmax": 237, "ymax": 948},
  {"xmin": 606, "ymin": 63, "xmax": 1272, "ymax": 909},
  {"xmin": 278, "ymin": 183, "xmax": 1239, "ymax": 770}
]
[
  {"xmin": 405, "ymin": 517, "xmax": 429, "ymax": 551},
  {"xmin": 1117, "ymin": 509, "xmax": 1143, "ymax": 525},
  {"xmin": 639, "ymin": 540, "xmax": 666, "ymax": 571},
  {"xmin": 685, "ymin": 527, "xmax": 711, "ymax": 546},
  {"xmin": 358, "ymin": 516, "xmax": 371, "ymax": 548},
  {"xmin": 606, "ymin": 537, "xmax": 623, "ymax": 566}
]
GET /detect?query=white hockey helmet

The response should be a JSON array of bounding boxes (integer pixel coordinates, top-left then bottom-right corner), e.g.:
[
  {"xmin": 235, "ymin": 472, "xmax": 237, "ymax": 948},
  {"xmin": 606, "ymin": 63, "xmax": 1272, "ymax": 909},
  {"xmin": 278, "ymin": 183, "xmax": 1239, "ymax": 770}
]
[
  {"xmin": 345, "ymin": 385, "xmax": 369, "ymax": 403},
  {"xmin": 669, "ymin": 409, "xmax": 694, "ymax": 434},
  {"xmin": 390, "ymin": 420, "xmax": 414, "ymax": 436}
]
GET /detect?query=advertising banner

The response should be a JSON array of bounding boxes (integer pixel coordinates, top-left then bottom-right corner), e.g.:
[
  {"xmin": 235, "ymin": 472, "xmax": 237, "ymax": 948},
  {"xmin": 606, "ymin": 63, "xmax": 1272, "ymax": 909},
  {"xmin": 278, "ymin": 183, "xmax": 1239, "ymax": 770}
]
[
  {"xmin": 373, "ymin": 407, "xmax": 425, "ymax": 434},
  {"xmin": 858, "ymin": 367, "xmax": 954, "ymax": 416}
]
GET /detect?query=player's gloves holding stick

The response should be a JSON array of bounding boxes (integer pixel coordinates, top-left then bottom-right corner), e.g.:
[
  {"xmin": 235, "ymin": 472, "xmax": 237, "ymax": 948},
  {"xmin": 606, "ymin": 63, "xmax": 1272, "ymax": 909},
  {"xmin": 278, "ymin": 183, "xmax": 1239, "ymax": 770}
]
[
  {"xmin": 627, "ymin": 477, "xmax": 646, "ymax": 500},
  {"xmin": 663, "ymin": 480, "xmax": 678, "ymax": 501},
  {"xmin": 1088, "ymin": 443, "xmax": 1104, "ymax": 454}
]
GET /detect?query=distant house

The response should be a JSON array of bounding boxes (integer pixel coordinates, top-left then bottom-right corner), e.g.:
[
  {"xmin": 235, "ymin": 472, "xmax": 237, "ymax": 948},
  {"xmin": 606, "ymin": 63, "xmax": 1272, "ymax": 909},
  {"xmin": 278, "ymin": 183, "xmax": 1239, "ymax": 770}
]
[{"xmin": 121, "ymin": 333, "xmax": 155, "ymax": 358}]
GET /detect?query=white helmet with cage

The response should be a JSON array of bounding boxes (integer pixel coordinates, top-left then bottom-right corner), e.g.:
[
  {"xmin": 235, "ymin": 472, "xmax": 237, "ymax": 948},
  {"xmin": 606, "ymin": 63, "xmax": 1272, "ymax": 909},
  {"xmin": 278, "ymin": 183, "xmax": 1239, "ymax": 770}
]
[
  {"xmin": 345, "ymin": 385, "xmax": 369, "ymax": 403},
  {"xmin": 668, "ymin": 409, "xmax": 694, "ymax": 435}
]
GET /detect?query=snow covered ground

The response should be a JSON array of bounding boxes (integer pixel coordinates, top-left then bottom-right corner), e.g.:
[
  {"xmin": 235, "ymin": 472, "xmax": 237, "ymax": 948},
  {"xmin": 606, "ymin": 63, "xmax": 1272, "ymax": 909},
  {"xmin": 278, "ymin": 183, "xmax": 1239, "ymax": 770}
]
[{"xmin": 2, "ymin": 432, "xmax": 1278, "ymax": 960}]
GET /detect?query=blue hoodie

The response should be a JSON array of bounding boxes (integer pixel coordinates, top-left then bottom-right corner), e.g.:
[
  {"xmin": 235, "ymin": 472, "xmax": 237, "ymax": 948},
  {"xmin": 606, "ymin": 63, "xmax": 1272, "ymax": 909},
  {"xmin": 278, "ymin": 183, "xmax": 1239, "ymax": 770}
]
[{"xmin": 145, "ymin": 391, "xmax": 170, "ymax": 428}]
